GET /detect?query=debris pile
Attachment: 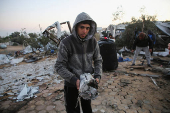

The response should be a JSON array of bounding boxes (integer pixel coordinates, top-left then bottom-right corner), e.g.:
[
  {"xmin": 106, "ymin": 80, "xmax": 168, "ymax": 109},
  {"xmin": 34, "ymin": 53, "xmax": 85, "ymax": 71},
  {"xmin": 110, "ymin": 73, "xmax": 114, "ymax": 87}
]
[{"xmin": 0, "ymin": 58, "xmax": 62, "ymax": 101}]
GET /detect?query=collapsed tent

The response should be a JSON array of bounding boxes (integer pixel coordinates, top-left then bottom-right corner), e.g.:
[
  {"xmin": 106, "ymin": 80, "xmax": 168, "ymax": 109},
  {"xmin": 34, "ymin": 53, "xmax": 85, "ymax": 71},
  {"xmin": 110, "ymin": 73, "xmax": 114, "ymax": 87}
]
[
  {"xmin": 43, "ymin": 21, "xmax": 71, "ymax": 46},
  {"xmin": 44, "ymin": 21, "xmax": 62, "ymax": 39}
]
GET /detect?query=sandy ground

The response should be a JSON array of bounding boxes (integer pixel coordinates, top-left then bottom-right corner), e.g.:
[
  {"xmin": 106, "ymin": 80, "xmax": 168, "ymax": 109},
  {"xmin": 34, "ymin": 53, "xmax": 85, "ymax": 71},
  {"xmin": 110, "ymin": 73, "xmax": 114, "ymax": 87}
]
[{"xmin": 0, "ymin": 45, "xmax": 24, "ymax": 54}]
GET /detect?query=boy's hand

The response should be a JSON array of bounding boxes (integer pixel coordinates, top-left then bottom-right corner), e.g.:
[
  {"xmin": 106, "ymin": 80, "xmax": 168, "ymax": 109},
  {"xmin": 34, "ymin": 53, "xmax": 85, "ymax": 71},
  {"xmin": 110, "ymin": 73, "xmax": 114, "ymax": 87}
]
[
  {"xmin": 149, "ymin": 49, "xmax": 152, "ymax": 53},
  {"xmin": 76, "ymin": 79, "xmax": 80, "ymax": 90},
  {"xmin": 95, "ymin": 78, "xmax": 99, "ymax": 84}
]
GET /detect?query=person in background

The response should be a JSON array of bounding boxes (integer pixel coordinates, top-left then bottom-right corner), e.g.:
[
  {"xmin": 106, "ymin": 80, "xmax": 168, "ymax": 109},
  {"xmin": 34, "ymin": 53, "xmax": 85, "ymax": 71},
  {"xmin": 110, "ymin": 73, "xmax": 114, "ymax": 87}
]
[
  {"xmin": 55, "ymin": 12, "xmax": 102, "ymax": 113},
  {"xmin": 148, "ymin": 30, "xmax": 156, "ymax": 56},
  {"xmin": 131, "ymin": 32, "xmax": 153, "ymax": 67},
  {"xmin": 109, "ymin": 33, "xmax": 115, "ymax": 42}
]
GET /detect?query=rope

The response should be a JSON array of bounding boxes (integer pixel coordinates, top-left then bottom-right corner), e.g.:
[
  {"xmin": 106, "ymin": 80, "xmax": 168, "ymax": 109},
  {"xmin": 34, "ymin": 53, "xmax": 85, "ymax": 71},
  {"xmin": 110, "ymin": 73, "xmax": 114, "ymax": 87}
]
[{"xmin": 75, "ymin": 95, "xmax": 83, "ymax": 113}]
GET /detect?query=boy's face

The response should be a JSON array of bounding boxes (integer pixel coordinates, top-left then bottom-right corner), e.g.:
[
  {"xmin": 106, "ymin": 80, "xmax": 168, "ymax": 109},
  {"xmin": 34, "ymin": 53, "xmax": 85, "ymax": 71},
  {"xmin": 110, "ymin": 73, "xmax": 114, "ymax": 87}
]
[{"xmin": 77, "ymin": 23, "xmax": 90, "ymax": 38}]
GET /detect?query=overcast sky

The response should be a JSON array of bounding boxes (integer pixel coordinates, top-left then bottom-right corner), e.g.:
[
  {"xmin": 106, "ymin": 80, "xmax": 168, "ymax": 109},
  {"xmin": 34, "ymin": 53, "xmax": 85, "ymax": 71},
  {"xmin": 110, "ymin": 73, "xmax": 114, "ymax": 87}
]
[{"xmin": 0, "ymin": 0, "xmax": 170, "ymax": 37}]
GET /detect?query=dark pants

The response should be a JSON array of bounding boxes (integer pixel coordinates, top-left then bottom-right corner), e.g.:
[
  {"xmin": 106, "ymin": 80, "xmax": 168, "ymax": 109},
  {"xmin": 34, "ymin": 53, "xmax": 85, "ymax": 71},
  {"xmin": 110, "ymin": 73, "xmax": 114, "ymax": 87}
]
[
  {"xmin": 151, "ymin": 47, "xmax": 153, "ymax": 56},
  {"xmin": 64, "ymin": 86, "xmax": 92, "ymax": 113}
]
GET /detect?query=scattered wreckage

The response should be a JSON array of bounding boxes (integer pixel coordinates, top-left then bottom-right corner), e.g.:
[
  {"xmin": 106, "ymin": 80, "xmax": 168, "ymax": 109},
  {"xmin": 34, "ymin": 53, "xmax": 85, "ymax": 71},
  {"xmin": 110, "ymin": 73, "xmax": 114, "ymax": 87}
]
[
  {"xmin": 0, "ymin": 44, "xmax": 7, "ymax": 49},
  {"xmin": 0, "ymin": 21, "xmax": 75, "ymax": 102},
  {"xmin": 0, "ymin": 20, "xmax": 170, "ymax": 104},
  {"xmin": 0, "ymin": 21, "xmax": 72, "ymax": 65},
  {"xmin": 43, "ymin": 21, "xmax": 72, "ymax": 46}
]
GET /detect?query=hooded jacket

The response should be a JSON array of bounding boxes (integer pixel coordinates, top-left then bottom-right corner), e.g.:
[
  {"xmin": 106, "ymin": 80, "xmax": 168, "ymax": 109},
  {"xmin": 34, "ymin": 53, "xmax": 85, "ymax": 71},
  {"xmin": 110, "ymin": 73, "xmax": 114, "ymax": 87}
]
[
  {"xmin": 132, "ymin": 33, "xmax": 153, "ymax": 50},
  {"xmin": 55, "ymin": 12, "xmax": 103, "ymax": 87}
]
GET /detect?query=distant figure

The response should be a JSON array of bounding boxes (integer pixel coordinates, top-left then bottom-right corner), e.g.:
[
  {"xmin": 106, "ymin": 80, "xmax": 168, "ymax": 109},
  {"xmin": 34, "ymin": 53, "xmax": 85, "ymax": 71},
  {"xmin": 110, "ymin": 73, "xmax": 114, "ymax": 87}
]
[
  {"xmin": 109, "ymin": 33, "xmax": 115, "ymax": 41},
  {"xmin": 148, "ymin": 30, "xmax": 156, "ymax": 56},
  {"xmin": 15, "ymin": 51, "xmax": 20, "ymax": 57},
  {"xmin": 108, "ymin": 33, "xmax": 113, "ymax": 39},
  {"xmin": 131, "ymin": 32, "xmax": 153, "ymax": 67}
]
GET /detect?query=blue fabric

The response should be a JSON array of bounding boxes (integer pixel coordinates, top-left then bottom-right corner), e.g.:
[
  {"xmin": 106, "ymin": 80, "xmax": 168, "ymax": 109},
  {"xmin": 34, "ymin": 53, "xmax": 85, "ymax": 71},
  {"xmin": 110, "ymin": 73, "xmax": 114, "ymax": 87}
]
[
  {"xmin": 118, "ymin": 57, "xmax": 123, "ymax": 62},
  {"xmin": 148, "ymin": 34, "xmax": 156, "ymax": 44},
  {"xmin": 51, "ymin": 50, "xmax": 54, "ymax": 53},
  {"xmin": 123, "ymin": 58, "xmax": 132, "ymax": 62},
  {"xmin": 148, "ymin": 34, "xmax": 153, "ymax": 40},
  {"xmin": 118, "ymin": 57, "xmax": 132, "ymax": 62}
]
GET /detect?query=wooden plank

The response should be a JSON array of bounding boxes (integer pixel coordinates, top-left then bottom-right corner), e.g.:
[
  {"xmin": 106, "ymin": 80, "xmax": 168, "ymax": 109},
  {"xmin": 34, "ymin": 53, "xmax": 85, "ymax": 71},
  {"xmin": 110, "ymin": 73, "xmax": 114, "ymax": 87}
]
[{"xmin": 128, "ymin": 66, "xmax": 145, "ymax": 69}]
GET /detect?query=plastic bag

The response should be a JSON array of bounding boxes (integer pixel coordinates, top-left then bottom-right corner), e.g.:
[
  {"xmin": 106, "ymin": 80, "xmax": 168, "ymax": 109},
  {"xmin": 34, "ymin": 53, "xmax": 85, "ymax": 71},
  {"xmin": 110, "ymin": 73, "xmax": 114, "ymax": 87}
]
[{"xmin": 79, "ymin": 73, "xmax": 98, "ymax": 100}]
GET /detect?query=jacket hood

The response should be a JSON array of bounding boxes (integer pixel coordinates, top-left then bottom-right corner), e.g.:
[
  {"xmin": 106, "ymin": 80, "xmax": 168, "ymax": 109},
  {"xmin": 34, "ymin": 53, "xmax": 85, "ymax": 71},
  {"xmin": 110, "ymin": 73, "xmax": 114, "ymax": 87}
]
[{"xmin": 72, "ymin": 12, "xmax": 97, "ymax": 41}]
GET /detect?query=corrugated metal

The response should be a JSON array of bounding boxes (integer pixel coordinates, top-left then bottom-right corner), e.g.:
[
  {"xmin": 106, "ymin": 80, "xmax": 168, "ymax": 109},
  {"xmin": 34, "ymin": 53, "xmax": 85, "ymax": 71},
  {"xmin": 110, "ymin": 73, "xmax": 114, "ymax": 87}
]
[{"xmin": 155, "ymin": 21, "xmax": 170, "ymax": 36}]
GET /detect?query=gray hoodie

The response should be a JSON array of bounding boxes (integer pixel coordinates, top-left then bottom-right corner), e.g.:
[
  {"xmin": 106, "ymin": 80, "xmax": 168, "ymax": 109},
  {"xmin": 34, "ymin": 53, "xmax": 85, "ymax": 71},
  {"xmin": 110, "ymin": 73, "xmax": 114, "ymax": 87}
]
[{"xmin": 55, "ymin": 12, "xmax": 102, "ymax": 87}]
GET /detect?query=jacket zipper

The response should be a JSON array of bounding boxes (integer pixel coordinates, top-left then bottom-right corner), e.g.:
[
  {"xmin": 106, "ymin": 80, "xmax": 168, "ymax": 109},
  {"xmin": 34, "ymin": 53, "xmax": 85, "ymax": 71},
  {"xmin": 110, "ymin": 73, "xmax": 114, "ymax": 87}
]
[{"xmin": 82, "ymin": 43, "xmax": 85, "ymax": 73}]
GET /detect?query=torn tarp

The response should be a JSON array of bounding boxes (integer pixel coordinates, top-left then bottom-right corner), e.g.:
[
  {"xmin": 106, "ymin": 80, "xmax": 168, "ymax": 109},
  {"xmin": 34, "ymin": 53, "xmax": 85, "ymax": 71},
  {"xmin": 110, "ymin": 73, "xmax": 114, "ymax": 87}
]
[
  {"xmin": 45, "ymin": 21, "xmax": 61, "ymax": 39},
  {"xmin": 17, "ymin": 84, "xmax": 39, "ymax": 102},
  {"xmin": 10, "ymin": 57, "xmax": 24, "ymax": 65},
  {"xmin": 0, "ymin": 54, "xmax": 23, "ymax": 65},
  {"xmin": 79, "ymin": 73, "xmax": 98, "ymax": 100},
  {"xmin": 0, "ymin": 54, "xmax": 10, "ymax": 65},
  {"xmin": 23, "ymin": 45, "xmax": 33, "ymax": 54}
]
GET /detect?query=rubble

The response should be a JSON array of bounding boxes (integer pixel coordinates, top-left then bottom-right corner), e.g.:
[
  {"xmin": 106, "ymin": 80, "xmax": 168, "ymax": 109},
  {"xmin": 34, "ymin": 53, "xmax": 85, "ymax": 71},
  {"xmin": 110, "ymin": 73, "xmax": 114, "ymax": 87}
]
[{"xmin": 0, "ymin": 57, "xmax": 63, "ymax": 102}]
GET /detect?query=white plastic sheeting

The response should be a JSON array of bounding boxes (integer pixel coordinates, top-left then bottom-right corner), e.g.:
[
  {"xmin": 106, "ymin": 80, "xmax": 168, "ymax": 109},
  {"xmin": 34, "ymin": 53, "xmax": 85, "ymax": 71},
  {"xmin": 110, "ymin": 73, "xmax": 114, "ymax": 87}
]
[
  {"xmin": 16, "ymin": 84, "xmax": 39, "ymax": 102},
  {"xmin": 155, "ymin": 48, "xmax": 169, "ymax": 57},
  {"xmin": 24, "ymin": 34, "xmax": 30, "ymax": 39},
  {"xmin": 45, "ymin": 21, "xmax": 61, "ymax": 39},
  {"xmin": 22, "ymin": 45, "xmax": 33, "ymax": 54},
  {"xmin": 22, "ymin": 44, "xmax": 57, "ymax": 54},
  {"xmin": 0, "ymin": 54, "xmax": 10, "ymax": 65},
  {"xmin": 157, "ymin": 52, "xmax": 169, "ymax": 57},
  {"xmin": 79, "ymin": 73, "xmax": 98, "ymax": 100},
  {"xmin": 10, "ymin": 57, "xmax": 24, "ymax": 65},
  {"xmin": 0, "ymin": 58, "xmax": 62, "ymax": 101},
  {"xmin": 45, "ymin": 42, "xmax": 58, "ymax": 50},
  {"xmin": 119, "ymin": 47, "xmax": 131, "ymax": 52},
  {"xmin": 133, "ymin": 51, "xmax": 169, "ymax": 57},
  {"xmin": 119, "ymin": 47, "xmax": 170, "ymax": 57},
  {"xmin": 0, "ymin": 54, "xmax": 23, "ymax": 65}
]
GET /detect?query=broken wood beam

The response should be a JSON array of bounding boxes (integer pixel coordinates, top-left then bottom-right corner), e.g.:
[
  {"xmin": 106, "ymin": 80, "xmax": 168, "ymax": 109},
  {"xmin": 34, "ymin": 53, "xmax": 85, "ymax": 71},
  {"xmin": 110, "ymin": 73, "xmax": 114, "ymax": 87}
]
[
  {"xmin": 128, "ymin": 66, "xmax": 145, "ymax": 69},
  {"xmin": 137, "ymin": 74, "xmax": 160, "ymax": 78}
]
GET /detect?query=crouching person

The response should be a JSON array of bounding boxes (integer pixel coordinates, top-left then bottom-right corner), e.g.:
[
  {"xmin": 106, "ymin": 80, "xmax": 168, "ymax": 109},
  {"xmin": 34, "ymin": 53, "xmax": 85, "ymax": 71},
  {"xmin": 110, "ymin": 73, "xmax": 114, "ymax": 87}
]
[
  {"xmin": 55, "ymin": 12, "xmax": 102, "ymax": 113},
  {"xmin": 131, "ymin": 32, "xmax": 153, "ymax": 67}
]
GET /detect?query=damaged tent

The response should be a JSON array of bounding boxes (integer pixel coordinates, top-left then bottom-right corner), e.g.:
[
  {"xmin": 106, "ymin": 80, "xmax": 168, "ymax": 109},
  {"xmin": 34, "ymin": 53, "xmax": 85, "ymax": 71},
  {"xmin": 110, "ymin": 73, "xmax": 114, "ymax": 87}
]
[{"xmin": 43, "ymin": 21, "xmax": 72, "ymax": 46}]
